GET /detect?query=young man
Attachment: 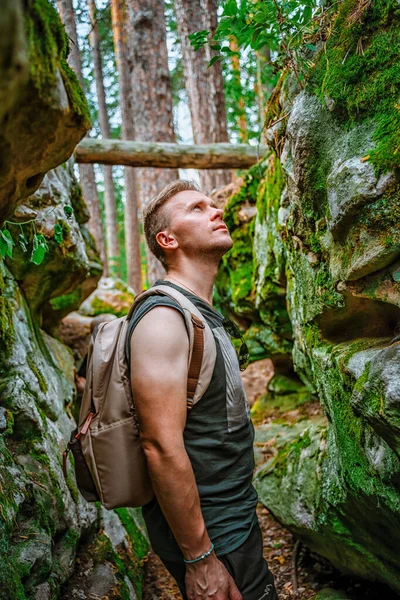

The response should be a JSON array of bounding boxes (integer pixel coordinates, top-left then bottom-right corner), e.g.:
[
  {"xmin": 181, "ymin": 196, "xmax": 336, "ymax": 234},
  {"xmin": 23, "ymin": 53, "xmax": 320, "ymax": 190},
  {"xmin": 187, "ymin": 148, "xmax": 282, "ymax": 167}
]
[{"xmin": 129, "ymin": 180, "xmax": 278, "ymax": 600}]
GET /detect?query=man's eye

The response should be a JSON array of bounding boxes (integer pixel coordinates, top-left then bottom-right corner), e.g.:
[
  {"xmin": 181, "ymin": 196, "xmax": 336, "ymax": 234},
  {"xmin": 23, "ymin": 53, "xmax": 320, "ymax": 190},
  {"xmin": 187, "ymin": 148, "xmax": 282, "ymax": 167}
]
[{"xmin": 192, "ymin": 204, "xmax": 201, "ymax": 210}]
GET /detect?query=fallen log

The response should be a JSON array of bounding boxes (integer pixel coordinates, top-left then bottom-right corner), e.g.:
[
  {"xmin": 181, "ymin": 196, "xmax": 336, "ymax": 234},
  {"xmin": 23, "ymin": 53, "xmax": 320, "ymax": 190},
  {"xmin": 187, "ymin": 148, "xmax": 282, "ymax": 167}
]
[{"xmin": 74, "ymin": 138, "xmax": 268, "ymax": 169}]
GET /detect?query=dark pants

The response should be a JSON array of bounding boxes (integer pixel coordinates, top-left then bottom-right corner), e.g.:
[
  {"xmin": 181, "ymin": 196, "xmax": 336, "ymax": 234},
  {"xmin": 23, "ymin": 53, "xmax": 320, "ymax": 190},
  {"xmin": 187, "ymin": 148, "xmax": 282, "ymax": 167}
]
[{"xmin": 160, "ymin": 522, "xmax": 278, "ymax": 600}]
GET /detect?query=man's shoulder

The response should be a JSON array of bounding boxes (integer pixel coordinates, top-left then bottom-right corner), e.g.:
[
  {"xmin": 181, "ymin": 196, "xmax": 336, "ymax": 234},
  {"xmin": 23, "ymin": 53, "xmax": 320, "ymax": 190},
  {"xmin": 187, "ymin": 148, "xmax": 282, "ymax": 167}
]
[
  {"xmin": 129, "ymin": 299, "xmax": 189, "ymax": 363},
  {"xmin": 134, "ymin": 292, "xmax": 184, "ymax": 316},
  {"xmin": 130, "ymin": 294, "xmax": 187, "ymax": 339}
]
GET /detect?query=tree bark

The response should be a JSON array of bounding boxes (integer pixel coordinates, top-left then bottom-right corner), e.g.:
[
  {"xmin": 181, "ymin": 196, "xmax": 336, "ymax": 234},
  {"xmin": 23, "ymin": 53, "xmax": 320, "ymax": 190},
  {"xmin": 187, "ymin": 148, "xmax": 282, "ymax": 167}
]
[
  {"xmin": 110, "ymin": 0, "xmax": 142, "ymax": 293},
  {"xmin": 127, "ymin": 0, "xmax": 178, "ymax": 284},
  {"xmin": 75, "ymin": 139, "xmax": 268, "ymax": 169},
  {"xmin": 88, "ymin": 0, "xmax": 120, "ymax": 277},
  {"xmin": 174, "ymin": 0, "xmax": 232, "ymax": 194},
  {"xmin": 230, "ymin": 38, "xmax": 248, "ymax": 143},
  {"xmin": 57, "ymin": 0, "xmax": 108, "ymax": 275}
]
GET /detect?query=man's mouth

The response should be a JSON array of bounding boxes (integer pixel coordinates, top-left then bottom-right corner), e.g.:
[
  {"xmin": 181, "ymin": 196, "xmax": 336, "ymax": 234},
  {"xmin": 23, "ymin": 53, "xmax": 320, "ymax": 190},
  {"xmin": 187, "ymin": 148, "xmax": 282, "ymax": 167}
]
[{"xmin": 214, "ymin": 224, "xmax": 228, "ymax": 232}]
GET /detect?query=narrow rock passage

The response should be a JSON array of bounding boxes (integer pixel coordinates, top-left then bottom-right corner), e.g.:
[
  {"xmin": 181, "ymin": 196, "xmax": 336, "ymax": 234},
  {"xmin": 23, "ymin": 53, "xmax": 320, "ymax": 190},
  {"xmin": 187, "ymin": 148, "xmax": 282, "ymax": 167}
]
[
  {"xmin": 142, "ymin": 502, "xmax": 399, "ymax": 600},
  {"xmin": 142, "ymin": 360, "xmax": 399, "ymax": 600}
]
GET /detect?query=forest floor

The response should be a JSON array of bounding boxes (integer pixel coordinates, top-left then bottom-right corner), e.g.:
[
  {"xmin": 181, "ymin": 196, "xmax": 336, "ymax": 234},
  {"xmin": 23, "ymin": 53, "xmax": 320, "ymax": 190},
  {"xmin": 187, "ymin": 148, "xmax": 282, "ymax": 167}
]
[{"xmin": 142, "ymin": 360, "xmax": 398, "ymax": 600}]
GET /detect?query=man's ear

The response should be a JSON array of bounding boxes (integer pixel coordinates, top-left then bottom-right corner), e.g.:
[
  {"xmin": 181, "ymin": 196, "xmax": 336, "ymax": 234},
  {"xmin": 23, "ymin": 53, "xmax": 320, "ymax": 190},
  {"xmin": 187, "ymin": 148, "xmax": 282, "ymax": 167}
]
[{"xmin": 156, "ymin": 230, "xmax": 178, "ymax": 252}]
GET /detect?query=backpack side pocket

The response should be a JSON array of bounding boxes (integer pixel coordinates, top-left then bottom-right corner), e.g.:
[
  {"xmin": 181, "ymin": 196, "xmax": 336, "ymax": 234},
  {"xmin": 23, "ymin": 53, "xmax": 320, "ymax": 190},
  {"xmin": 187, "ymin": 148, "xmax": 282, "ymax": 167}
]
[{"xmin": 63, "ymin": 428, "xmax": 100, "ymax": 503}]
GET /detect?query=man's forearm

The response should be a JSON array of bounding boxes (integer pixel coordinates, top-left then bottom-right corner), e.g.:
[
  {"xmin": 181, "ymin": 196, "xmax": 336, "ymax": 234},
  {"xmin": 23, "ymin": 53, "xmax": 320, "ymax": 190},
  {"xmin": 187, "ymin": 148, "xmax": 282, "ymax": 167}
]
[{"xmin": 143, "ymin": 443, "xmax": 211, "ymax": 559}]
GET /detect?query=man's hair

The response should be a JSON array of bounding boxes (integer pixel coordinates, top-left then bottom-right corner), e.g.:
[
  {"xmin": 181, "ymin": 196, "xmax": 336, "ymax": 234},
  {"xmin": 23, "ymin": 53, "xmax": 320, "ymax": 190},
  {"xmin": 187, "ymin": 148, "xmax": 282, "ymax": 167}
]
[{"xmin": 143, "ymin": 179, "xmax": 200, "ymax": 269}]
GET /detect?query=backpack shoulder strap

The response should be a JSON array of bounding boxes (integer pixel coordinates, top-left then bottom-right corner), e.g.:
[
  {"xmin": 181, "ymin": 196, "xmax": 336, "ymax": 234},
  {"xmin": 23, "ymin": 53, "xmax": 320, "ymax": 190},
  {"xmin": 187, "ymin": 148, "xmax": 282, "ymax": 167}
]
[{"xmin": 129, "ymin": 285, "xmax": 216, "ymax": 409}]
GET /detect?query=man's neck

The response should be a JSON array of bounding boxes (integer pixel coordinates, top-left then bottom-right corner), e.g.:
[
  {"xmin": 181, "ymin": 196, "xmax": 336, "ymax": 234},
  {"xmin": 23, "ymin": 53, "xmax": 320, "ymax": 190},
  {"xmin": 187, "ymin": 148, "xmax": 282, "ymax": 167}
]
[{"xmin": 164, "ymin": 262, "xmax": 218, "ymax": 306}]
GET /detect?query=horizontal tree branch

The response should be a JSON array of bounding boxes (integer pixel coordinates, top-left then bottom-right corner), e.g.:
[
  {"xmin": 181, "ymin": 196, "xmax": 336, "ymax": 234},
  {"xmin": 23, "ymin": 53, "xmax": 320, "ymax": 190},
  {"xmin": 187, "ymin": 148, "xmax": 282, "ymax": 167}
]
[{"xmin": 74, "ymin": 138, "xmax": 268, "ymax": 169}]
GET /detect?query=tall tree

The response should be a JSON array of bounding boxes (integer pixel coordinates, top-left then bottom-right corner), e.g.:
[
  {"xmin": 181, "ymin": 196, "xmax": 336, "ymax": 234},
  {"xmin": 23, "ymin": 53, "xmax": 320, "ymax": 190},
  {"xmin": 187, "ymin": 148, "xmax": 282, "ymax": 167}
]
[
  {"xmin": 127, "ymin": 0, "xmax": 178, "ymax": 284},
  {"xmin": 57, "ymin": 0, "xmax": 108, "ymax": 275},
  {"xmin": 87, "ymin": 0, "xmax": 120, "ymax": 277},
  {"xmin": 174, "ymin": 0, "xmax": 231, "ymax": 194},
  {"xmin": 110, "ymin": 0, "xmax": 142, "ymax": 293},
  {"xmin": 229, "ymin": 37, "xmax": 248, "ymax": 143}
]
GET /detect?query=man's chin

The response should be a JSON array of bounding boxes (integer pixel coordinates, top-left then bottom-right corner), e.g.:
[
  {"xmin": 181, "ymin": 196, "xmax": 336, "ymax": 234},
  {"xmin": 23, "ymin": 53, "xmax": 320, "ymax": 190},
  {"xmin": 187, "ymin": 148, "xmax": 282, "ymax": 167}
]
[{"xmin": 220, "ymin": 237, "xmax": 234, "ymax": 255}]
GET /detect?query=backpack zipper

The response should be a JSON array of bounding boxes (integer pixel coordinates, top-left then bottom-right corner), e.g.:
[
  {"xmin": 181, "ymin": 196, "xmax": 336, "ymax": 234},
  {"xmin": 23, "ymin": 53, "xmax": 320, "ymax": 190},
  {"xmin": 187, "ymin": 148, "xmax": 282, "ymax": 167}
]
[{"xmin": 75, "ymin": 411, "xmax": 95, "ymax": 440}]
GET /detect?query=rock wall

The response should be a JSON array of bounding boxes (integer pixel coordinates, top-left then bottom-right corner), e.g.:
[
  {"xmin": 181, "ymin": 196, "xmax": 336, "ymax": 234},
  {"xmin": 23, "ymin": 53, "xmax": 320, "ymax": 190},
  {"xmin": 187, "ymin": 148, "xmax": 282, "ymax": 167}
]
[
  {"xmin": 217, "ymin": 0, "xmax": 400, "ymax": 592},
  {"xmin": 0, "ymin": 2, "xmax": 148, "ymax": 598}
]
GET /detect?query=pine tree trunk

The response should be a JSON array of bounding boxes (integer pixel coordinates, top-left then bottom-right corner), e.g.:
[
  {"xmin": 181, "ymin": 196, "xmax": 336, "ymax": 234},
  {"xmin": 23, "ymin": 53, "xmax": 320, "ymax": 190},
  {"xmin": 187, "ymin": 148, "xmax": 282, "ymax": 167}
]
[
  {"xmin": 110, "ymin": 0, "xmax": 142, "ymax": 293},
  {"xmin": 174, "ymin": 0, "xmax": 232, "ymax": 194},
  {"xmin": 230, "ymin": 38, "xmax": 248, "ymax": 143},
  {"xmin": 57, "ymin": 0, "xmax": 108, "ymax": 275},
  {"xmin": 88, "ymin": 0, "xmax": 120, "ymax": 277},
  {"xmin": 127, "ymin": 0, "xmax": 178, "ymax": 284}
]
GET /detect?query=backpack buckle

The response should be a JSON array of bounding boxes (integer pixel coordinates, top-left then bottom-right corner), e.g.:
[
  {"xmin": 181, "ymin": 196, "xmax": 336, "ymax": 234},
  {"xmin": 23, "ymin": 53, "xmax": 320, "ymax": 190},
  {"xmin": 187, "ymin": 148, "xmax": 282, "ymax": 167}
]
[{"xmin": 191, "ymin": 315, "xmax": 205, "ymax": 329}]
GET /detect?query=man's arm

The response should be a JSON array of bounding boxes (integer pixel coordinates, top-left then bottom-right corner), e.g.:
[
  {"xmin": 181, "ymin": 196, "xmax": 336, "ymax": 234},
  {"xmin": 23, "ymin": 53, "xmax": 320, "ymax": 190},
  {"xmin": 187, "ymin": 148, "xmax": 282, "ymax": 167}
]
[{"xmin": 130, "ymin": 306, "xmax": 241, "ymax": 600}]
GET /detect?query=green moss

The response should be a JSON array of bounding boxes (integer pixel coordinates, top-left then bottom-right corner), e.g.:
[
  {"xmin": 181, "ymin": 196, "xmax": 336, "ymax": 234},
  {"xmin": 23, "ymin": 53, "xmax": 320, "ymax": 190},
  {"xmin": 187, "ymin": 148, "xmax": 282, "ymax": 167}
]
[
  {"xmin": 358, "ymin": 189, "xmax": 400, "ymax": 246},
  {"xmin": 61, "ymin": 60, "xmax": 91, "ymax": 128},
  {"xmin": 25, "ymin": 0, "xmax": 90, "ymax": 127},
  {"xmin": 265, "ymin": 429, "xmax": 313, "ymax": 479},
  {"xmin": 49, "ymin": 286, "xmax": 82, "ymax": 312},
  {"xmin": 69, "ymin": 184, "xmax": 89, "ymax": 225},
  {"xmin": 0, "ymin": 559, "xmax": 26, "ymax": 600},
  {"xmin": 91, "ymin": 295, "xmax": 131, "ymax": 318},
  {"xmin": 314, "ymin": 262, "xmax": 345, "ymax": 310},
  {"xmin": 0, "ymin": 268, "xmax": 15, "ymax": 359},
  {"xmin": 26, "ymin": 354, "xmax": 48, "ymax": 394},
  {"xmin": 88, "ymin": 532, "xmax": 145, "ymax": 599},
  {"xmin": 223, "ymin": 160, "xmax": 266, "ymax": 232},
  {"xmin": 115, "ymin": 509, "xmax": 148, "ymax": 557},
  {"xmin": 309, "ymin": 0, "xmax": 400, "ymax": 173},
  {"xmin": 256, "ymin": 154, "xmax": 285, "ymax": 223},
  {"xmin": 251, "ymin": 390, "xmax": 314, "ymax": 425}
]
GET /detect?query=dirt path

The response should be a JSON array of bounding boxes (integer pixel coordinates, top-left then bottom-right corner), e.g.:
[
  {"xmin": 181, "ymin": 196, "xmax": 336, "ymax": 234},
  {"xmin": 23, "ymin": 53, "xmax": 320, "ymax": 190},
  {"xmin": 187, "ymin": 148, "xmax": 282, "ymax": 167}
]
[
  {"xmin": 142, "ymin": 360, "xmax": 398, "ymax": 600},
  {"xmin": 142, "ymin": 503, "xmax": 398, "ymax": 600}
]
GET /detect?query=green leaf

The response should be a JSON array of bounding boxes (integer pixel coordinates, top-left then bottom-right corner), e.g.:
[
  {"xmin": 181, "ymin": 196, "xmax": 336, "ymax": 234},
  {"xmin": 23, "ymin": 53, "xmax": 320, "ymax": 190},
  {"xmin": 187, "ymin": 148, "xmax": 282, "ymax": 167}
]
[
  {"xmin": 0, "ymin": 229, "xmax": 14, "ymax": 259},
  {"xmin": 54, "ymin": 222, "xmax": 63, "ymax": 244},
  {"xmin": 63, "ymin": 205, "xmax": 73, "ymax": 218},
  {"xmin": 223, "ymin": 0, "xmax": 238, "ymax": 17},
  {"xmin": 210, "ymin": 43, "xmax": 221, "ymax": 51},
  {"xmin": 305, "ymin": 43, "xmax": 317, "ymax": 51},
  {"xmin": 31, "ymin": 234, "xmax": 49, "ymax": 266},
  {"xmin": 207, "ymin": 55, "xmax": 221, "ymax": 68},
  {"xmin": 188, "ymin": 29, "xmax": 210, "ymax": 50}
]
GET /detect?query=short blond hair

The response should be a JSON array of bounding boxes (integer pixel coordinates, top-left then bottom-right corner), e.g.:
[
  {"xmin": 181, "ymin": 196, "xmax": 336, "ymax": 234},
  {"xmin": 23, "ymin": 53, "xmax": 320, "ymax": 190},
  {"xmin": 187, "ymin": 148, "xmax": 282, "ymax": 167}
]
[{"xmin": 143, "ymin": 179, "xmax": 200, "ymax": 269}]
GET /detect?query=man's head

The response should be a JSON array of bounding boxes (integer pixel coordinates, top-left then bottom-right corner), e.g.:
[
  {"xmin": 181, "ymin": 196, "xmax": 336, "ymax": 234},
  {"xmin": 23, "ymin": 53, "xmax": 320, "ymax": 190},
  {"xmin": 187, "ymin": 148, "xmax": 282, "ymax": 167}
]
[{"xmin": 143, "ymin": 180, "xmax": 233, "ymax": 270}]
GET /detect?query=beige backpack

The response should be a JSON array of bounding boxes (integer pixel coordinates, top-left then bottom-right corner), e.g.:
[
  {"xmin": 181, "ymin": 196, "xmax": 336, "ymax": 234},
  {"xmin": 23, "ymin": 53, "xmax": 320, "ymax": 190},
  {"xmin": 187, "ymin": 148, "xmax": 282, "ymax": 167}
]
[{"xmin": 63, "ymin": 285, "xmax": 216, "ymax": 510}]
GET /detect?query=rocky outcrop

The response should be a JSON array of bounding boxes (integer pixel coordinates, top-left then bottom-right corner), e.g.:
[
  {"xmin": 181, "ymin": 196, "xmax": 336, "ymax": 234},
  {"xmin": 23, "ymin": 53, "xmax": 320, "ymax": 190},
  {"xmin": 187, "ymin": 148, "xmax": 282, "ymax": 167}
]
[
  {"xmin": 0, "ymin": 2, "xmax": 148, "ymax": 598},
  {"xmin": 0, "ymin": 0, "xmax": 89, "ymax": 224},
  {"xmin": 79, "ymin": 276, "xmax": 135, "ymax": 318},
  {"xmin": 218, "ymin": 0, "xmax": 400, "ymax": 592},
  {"xmin": 5, "ymin": 162, "xmax": 102, "ymax": 324}
]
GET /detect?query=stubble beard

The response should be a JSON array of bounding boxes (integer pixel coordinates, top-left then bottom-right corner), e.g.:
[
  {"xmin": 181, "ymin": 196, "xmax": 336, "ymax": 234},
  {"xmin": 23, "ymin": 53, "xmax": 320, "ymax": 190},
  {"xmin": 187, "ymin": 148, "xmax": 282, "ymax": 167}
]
[{"xmin": 196, "ymin": 236, "xmax": 233, "ymax": 265}]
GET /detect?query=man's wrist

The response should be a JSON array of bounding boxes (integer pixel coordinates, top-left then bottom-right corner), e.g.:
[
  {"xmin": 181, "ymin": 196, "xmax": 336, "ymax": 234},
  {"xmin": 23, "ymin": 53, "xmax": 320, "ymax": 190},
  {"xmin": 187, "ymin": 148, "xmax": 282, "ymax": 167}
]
[{"xmin": 183, "ymin": 542, "xmax": 215, "ymax": 564}]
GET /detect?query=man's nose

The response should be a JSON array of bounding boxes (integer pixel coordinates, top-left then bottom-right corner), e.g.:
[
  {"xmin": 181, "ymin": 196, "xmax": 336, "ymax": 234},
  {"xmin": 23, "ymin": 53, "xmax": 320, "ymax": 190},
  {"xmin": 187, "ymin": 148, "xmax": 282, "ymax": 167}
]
[{"xmin": 210, "ymin": 207, "xmax": 224, "ymax": 221}]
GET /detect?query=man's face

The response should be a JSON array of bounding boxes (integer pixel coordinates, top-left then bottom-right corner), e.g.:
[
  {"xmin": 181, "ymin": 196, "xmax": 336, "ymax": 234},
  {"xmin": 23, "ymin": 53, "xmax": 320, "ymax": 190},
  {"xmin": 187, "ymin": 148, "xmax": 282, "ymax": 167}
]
[{"xmin": 162, "ymin": 190, "xmax": 233, "ymax": 261}]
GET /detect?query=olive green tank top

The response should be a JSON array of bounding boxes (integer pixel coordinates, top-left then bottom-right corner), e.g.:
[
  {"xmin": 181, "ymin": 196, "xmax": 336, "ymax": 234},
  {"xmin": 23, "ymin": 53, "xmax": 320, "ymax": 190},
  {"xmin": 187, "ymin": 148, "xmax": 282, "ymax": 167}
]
[{"xmin": 126, "ymin": 280, "xmax": 258, "ymax": 560}]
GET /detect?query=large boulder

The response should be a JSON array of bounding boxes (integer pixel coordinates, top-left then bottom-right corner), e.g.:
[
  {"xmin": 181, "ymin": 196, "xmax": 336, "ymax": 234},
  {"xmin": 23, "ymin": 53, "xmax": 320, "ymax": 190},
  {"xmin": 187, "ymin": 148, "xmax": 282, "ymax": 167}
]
[
  {"xmin": 5, "ymin": 162, "xmax": 102, "ymax": 322},
  {"xmin": 0, "ymin": 0, "xmax": 89, "ymax": 223},
  {"xmin": 79, "ymin": 276, "xmax": 135, "ymax": 318},
  {"xmin": 217, "ymin": 0, "xmax": 400, "ymax": 592},
  {"xmin": 0, "ymin": 2, "xmax": 148, "ymax": 598},
  {"xmin": 0, "ymin": 260, "xmax": 148, "ymax": 598}
]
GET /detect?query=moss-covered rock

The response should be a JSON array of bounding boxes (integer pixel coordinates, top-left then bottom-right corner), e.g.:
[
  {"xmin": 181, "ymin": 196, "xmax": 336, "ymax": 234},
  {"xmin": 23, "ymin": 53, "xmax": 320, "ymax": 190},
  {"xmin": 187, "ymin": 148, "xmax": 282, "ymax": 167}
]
[
  {"xmin": 79, "ymin": 277, "xmax": 135, "ymax": 318},
  {"xmin": 0, "ymin": 3, "xmax": 148, "ymax": 597},
  {"xmin": 0, "ymin": 260, "xmax": 148, "ymax": 599},
  {"xmin": 5, "ymin": 162, "xmax": 102, "ymax": 324},
  {"xmin": 217, "ymin": 0, "xmax": 400, "ymax": 591},
  {"xmin": 0, "ymin": 0, "xmax": 89, "ymax": 223}
]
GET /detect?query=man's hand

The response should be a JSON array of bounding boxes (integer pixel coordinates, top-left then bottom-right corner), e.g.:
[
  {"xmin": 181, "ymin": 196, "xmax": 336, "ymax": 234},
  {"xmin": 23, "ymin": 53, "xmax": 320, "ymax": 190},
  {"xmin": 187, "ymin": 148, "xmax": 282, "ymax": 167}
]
[{"xmin": 185, "ymin": 553, "xmax": 242, "ymax": 600}]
